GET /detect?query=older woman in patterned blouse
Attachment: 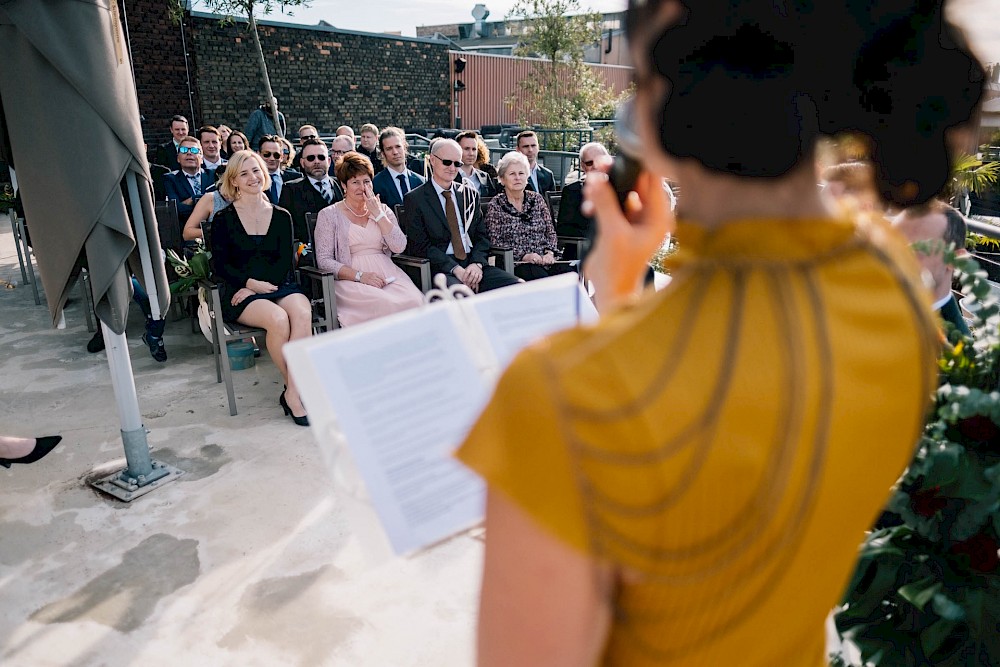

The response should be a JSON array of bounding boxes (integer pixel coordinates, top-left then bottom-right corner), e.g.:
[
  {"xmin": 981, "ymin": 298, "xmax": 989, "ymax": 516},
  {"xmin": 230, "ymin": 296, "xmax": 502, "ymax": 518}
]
[{"xmin": 485, "ymin": 151, "xmax": 576, "ymax": 281}]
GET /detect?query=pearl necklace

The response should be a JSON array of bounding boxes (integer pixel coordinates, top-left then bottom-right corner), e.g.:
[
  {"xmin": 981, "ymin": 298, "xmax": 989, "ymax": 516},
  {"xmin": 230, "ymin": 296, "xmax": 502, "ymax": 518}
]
[{"xmin": 344, "ymin": 200, "xmax": 370, "ymax": 218}]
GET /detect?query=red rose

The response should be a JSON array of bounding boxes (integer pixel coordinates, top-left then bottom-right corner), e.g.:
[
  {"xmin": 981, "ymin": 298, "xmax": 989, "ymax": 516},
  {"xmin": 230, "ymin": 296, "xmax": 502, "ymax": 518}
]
[
  {"xmin": 911, "ymin": 486, "xmax": 947, "ymax": 517},
  {"xmin": 950, "ymin": 532, "xmax": 1000, "ymax": 573},
  {"xmin": 958, "ymin": 415, "xmax": 1000, "ymax": 443}
]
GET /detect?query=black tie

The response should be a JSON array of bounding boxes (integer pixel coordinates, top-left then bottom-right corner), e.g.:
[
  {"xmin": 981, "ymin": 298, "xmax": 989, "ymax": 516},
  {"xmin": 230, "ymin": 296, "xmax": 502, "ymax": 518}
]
[{"xmin": 397, "ymin": 174, "xmax": 409, "ymax": 198}]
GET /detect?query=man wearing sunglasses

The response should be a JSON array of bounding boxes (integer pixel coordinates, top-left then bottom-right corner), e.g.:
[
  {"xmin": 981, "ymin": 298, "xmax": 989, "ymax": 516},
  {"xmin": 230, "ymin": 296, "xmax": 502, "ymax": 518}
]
[
  {"xmin": 259, "ymin": 135, "xmax": 301, "ymax": 204},
  {"xmin": 555, "ymin": 141, "xmax": 609, "ymax": 257},
  {"xmin": 279, "ymin": 138, "xmax": 343, "ymax": 242},
  {"xmin": 404, "ymin": 139, "xmax": 519, "ymax": 293},
  {"xmin": 163, "ymin": 136, "xmax": 214, "ymax": 225},
  {"xmin": 291, "ymin": 124, "xmax": 320, "ymax": 170}
]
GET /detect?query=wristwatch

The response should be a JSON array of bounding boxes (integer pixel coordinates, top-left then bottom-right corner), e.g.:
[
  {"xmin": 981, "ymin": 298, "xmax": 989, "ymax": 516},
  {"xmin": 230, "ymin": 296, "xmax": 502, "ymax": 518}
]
[{"xmin": 354, "ymin": 270, "xmax": 363, "ymax": 282}]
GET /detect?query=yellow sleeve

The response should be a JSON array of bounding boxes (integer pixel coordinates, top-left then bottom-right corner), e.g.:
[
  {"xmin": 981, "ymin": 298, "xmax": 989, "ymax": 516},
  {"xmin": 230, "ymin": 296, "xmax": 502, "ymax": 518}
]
[{"xmin": 456, "ymin": 345, "xmax": 590, "ymax": 554}]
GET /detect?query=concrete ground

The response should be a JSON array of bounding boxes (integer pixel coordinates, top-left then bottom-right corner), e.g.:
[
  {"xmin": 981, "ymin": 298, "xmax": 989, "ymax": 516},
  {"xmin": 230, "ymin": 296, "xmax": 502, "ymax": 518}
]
[{"xmin": 0, "ymin": 218, "xmax": 481, "ymax": 666}]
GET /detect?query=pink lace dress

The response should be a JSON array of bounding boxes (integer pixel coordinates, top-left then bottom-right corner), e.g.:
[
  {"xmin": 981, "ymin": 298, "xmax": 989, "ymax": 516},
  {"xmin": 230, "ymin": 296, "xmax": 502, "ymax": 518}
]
[{"xmin": 334, "ymin": 219, "xmax": 424, "ymax": 326}]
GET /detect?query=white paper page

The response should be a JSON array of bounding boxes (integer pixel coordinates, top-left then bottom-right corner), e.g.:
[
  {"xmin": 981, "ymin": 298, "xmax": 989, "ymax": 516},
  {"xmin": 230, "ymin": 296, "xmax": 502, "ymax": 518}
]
[
  {"xmin": 285, "ymin": 305, "xmax": 489, "ymax": 556},
  {"xmin": 463, "ymin": 273, "xmax": 599, "ymax": 369}
]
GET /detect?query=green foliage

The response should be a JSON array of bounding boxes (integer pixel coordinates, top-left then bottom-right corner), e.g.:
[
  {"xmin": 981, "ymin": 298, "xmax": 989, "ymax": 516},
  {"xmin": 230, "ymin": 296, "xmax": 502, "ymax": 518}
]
[
  {"xmin": 505, "ymin": 0, "xmax": 617, "ymax": 131},
  {"xmin": 950, "ymin": 154, "xmax": 1000, "ymax": 198},
  {"xmin": 834, "ymin": 246, "xmax": 1000, "ymax": 666},
  {"xmin": 649, "ymin": 235, "xmax": 678, "ymax": 275},
  {"xmin": 0, "ymin": 183, "xmax": 14, "ymax": 213},
  {"xmin": 167, "ymin": 243, "xmax": 212, "ymax": 294}
]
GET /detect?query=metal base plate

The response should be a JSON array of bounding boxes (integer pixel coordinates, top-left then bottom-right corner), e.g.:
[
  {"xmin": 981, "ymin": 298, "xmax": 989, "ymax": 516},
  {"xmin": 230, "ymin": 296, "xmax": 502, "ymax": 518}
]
[{"xmin": 90, "ymin": 459, "xmax": 185, "ymax": 502}]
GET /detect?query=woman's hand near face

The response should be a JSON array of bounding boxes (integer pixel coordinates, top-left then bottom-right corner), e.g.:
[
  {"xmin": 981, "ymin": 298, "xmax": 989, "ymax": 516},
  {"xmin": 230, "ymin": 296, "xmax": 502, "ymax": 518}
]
[
  {"xmin": 364, "ymin": 183, "xmax": 381, "ymax": 212},
  {"xmin": 583, "ymin": 157, "xmax": 674, "ymax": 311},
  {"xmin": 247, "ymin": 278, "xmax": 278, "ymax": 294}
]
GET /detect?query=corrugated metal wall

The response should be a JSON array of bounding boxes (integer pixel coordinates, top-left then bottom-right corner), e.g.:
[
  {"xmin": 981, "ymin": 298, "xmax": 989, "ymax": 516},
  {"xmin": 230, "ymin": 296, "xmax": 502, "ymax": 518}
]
[{"xmin": 451, "ymin": 52, "xmax": 633, "ymax": 130}]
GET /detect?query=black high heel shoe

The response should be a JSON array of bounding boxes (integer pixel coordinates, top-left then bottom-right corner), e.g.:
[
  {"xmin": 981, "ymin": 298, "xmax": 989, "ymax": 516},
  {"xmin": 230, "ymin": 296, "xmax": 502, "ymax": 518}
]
[
  {"xmin": 0, "ymin": 436, "xmax": 62, "ymax": 469},
  {"xmin": 279, "ymin": 392, "xmax": 309, "ymax": 427}
]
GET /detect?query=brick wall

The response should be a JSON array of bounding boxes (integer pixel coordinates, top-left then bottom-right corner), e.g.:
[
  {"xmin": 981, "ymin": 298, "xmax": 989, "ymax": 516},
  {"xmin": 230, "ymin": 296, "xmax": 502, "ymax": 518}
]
[
  {"xmin": 188, "ymin": 14, "xmax": 451, "ymax": 136},
  {"xmin": 121, "ymin": 0, "xmax": 201, "ymax": 148}
]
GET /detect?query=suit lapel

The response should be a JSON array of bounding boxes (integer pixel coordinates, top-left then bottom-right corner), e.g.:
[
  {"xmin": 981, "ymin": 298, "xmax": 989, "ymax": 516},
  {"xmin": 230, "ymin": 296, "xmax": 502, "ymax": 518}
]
[{"xmin": 424, "ymin": 182, "xmax": 448, "ymax": 232}]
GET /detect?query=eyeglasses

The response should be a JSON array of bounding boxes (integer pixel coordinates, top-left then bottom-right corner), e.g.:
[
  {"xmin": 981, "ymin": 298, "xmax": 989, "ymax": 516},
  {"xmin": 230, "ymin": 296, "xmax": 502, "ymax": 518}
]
[
  {"xmin": 259, "ymin": 151, "xmax": 281, "ymax": 159},
  {"xmin": 300, "ymin": 134, "xmax": 317, "ymax": 141},
  {"xmin": 178, "ymin": 146, "xmax": 201, "ymax": 154},
  {"xmin": 303, "ymin": 154, "xmax": 328, "ymax": 163},
  {"xmin": 433, "ymin": 155, "xmax": 460, "ymax": 167},
  {"xmin": 282, "ymin": 149, "xmax": 290, "ymax": 155}
]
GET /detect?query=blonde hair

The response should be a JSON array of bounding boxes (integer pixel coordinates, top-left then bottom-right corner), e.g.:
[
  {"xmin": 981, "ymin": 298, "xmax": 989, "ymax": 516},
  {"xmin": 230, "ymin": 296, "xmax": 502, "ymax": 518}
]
[{"xmin": 220, "ymin": 150, "xmax": 270, "ymax": 201}]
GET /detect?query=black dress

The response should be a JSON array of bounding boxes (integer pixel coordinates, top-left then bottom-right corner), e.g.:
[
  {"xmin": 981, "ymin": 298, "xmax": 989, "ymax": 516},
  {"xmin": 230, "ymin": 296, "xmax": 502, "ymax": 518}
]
[{"xmin": 210, "ymin": 204, "xmax": 303, "ymax": 322}]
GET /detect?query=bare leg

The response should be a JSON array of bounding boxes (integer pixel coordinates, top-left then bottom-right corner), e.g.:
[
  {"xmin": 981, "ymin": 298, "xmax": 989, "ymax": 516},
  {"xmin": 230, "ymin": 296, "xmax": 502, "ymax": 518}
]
[
  {"xmin": 236, "ymin": 300, "xmax": 302, "ymax": 415},
  {"xmin": 276, "ymin": 293, "xmax": 313, "ymax": 415}
]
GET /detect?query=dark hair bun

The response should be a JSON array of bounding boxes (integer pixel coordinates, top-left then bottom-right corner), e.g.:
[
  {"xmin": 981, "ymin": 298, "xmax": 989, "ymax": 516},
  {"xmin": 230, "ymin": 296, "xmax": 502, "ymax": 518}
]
[{"xmin": 638, "ymin": 0, "xmax": 984, "ymax": 205}]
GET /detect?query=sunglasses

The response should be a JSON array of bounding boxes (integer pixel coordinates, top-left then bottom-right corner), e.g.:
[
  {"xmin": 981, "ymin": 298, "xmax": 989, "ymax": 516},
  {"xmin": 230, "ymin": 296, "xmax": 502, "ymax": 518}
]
[
  {"xmin": 300, "ymin": 134, "xmax": 318, "ymax": 141},
  {"xmin": 259, "ymin": 151, "xmax": 281, "ymax": 159},
  {"xmin": 178, "ymin": 146, "xmax": 201, "ymax": 154},
  {"xmin": 303, "ymin": 154, "xmax": 328, "ymax": 163},
  {"xmin": 282, "ymin": 149, "xmax": 290, "ymax": 155},
  {"xmin": 433, "ymin": 155, "xmax": 460, "ymax": 167}
]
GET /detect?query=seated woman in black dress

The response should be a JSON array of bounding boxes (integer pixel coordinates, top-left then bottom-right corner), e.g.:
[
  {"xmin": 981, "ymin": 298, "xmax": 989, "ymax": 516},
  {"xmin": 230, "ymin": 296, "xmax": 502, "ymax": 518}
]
[
  {"xmin": 485, "ymin": 151, "xmax": 575, "ymax": 281},
  {"xmin": 210, "ymin": 150, "xmax": 312, "ymax": 426}
]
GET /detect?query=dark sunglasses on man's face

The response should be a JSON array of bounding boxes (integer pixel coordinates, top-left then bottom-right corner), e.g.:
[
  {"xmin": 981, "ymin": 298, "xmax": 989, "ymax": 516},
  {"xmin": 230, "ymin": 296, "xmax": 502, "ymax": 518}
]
[
  {"xmin": 179, "ymin": 146, "xmax": 201, "ymax": 154},
  {"xmin": 303, "ymin": 154, "xmax": 328, "ymax": 163},
  {"xmin": 434, "ymin": 156, "xmax": 460, "ymax": 167},
  {"xmin": 260, "ymin": 151, "xmax": 281, "ymax": 159},
  {"xmin": 300, "ymin": 134, "xmax": 317, "ymax": 141}
]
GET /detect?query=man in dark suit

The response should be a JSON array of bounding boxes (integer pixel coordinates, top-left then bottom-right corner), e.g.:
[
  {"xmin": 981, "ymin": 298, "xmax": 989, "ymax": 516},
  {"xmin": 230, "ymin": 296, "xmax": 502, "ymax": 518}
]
[
  {"xmin": 357, "ymin": 123, "xmax": 383, "ymax": 175},
  {"xmin": 279, "ymin": 138, "xmax": 343, "ymax": 242},
  {"xmin": 258, "ymin": 135, "xmax": 301, "ymax": 204},
  {"xmin": 517, "ymin": 130, "xmax": 556, "ymax": 194},
  {"xmin": 372, "ymin": 126, "xmax": 425, "ymax": 212},
  {"xmin": 404, "ymin": 139, "xmax": 519, "ymax": 293},
  {"xmin": 163, "ymin": 136, "xmax": 215, "ymax": 225},
  {"xmin": 556, "ymin": 141, "xmax": 609, "ymax": 258},
  {"xmin": 153, "ymin": 115, "xmax": 189, "ymax": 171},
  {"xmin": 456, "ymin": 130, "xmax": 498, "ymax": 198}
]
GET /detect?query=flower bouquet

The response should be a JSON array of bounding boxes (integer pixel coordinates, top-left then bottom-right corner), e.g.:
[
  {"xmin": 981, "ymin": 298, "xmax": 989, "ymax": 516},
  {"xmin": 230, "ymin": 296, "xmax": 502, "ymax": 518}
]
[
  {"xmin": 166, "ymin": 241, "xmax": 214, "ymax": 343},
  {"xmin": 833, "ymin": 246, "xmax": 1000, "ymax": 666},
  {"xmin": 166, "ymin": 241, "xmax": 211, "ymax": 294}
]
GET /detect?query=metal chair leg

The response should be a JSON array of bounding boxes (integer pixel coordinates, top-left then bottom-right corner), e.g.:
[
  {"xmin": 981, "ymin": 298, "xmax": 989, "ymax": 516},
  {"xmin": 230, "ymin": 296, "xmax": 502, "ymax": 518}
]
[
  {"xmin": 9, "ymin": 211, "xmax": 28, "ymax": 285},
  {"xmin": 15, "ymin": 216, "xmax": 40, "ymax": 305},
  {"xmin": 80, "ymin": 269, "xmax": 95, "ymax": 333}
]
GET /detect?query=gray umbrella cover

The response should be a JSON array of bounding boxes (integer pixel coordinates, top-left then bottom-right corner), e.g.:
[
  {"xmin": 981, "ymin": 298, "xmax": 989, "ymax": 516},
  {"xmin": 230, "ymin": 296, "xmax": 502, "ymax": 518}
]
[{"xmin": 0, "ymin": 0, "xmax": 169, "ymax": 331}]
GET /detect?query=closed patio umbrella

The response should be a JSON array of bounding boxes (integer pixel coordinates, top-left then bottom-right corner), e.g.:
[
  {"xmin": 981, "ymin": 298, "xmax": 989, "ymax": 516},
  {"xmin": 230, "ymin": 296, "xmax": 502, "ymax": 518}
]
[{"xmin": 0, "ymin": 0, "xmax": 182, "ymax": 499}]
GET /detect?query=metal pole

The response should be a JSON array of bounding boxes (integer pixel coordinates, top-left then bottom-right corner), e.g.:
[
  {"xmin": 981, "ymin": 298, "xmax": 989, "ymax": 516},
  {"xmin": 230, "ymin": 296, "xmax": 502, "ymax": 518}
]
[{"xmin": 125, "ymin": 171, "xmax": 161, "ymax": 320}]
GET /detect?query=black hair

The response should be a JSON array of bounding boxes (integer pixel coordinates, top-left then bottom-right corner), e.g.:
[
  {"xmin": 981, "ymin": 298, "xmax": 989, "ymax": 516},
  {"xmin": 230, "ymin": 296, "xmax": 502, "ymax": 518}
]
[
  {"xmin": 941, "ymin": 205, "xmax": 968, "ymax": 248},
  {"xmin": 627, "ymin": 0, "xmax": 984, "ymax": 206}
]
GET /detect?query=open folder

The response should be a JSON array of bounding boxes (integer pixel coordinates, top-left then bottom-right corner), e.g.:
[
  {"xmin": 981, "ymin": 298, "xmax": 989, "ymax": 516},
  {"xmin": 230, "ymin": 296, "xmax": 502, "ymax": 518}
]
[{"xmin": 285, "ymin": 273, "xmax": 598, "ymax": 555}]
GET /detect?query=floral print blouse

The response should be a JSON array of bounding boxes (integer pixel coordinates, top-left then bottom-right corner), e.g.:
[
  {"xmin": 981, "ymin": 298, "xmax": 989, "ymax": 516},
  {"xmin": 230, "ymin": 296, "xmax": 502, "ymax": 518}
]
[{"xmin": 484, "ymin": 190, "xmax": 560, "ymax": 261}]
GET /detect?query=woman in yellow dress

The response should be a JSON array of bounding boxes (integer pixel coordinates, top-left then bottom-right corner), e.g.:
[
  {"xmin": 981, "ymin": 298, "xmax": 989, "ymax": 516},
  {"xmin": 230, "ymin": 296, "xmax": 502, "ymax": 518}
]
[{"xmin": 456, "ymin": 1, "xmax": 985, "ymax": 665}]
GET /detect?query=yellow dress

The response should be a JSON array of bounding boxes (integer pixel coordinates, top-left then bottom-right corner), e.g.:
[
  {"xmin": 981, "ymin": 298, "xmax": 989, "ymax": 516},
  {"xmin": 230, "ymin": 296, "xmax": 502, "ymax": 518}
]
[{"xmin": 456, "ymin": 216, "xmax": 939, "ymax": 666}]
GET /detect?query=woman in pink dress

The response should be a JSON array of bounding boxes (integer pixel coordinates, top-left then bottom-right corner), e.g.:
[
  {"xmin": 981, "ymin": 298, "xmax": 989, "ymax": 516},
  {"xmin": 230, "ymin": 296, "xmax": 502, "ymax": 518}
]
[{"xmin": 314, "ymin": 152, "xmax": 424, "ymax": 327}]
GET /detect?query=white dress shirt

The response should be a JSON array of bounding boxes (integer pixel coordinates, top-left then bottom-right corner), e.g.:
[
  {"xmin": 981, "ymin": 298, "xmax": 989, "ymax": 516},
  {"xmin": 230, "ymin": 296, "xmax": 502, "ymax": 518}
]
[{"xmin": 431, "ymin": 179, "xmax": 471, "ymax": 255}]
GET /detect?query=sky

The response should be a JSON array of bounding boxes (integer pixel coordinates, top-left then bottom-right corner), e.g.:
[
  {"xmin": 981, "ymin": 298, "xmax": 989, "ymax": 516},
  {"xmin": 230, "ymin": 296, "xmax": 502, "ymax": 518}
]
[{"xmin": 191, "ymin": 0, "xmax": 1000, "ymax": 63}]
